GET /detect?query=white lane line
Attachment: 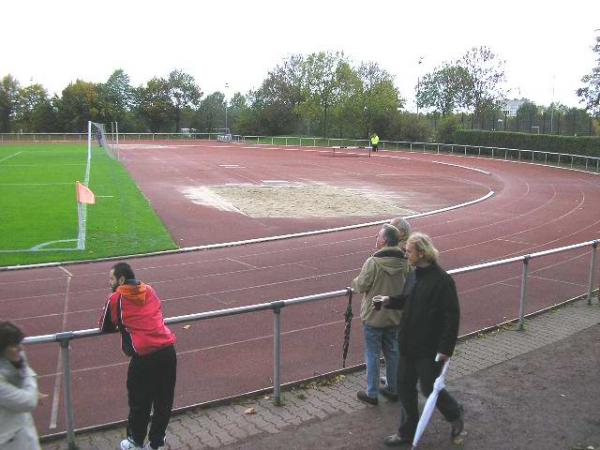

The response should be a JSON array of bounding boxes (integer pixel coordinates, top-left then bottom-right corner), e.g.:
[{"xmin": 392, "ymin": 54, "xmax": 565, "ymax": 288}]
[
  {"xmin": 431, "ymin": 160, "xmax": 491, "ymax": 175},
  {"xmin": 0, "ymin": 151, "xmax": 23, "ymax": 163},
  {"xmin": 49, "ymin": 274, "xmax": 72, "ymax": 429},
  {"xmin": 58, "ymin": 266, "xmax": 73, "ymax": 277}
]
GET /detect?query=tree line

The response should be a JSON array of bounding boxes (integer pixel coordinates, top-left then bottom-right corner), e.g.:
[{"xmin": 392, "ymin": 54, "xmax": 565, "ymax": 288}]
[{"xmin": 1, "ymin": 39, "xmax": 599, "ymax": 141}]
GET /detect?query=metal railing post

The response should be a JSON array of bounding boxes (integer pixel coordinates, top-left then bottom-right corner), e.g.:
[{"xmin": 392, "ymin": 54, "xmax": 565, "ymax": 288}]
[
  {"xmin": 58, "ymin": 334, "xmax": 78, "ymax": 450},
  {"xmin": 272, "ymin": 301, "xmax": 284, "ymax": 406},
  {"xmin": 518, "ymin": 256, "xmax": 531, "ymax": 330},
  {"xmin": 588, "ymin": 241, "xmax": 598, "ymax": 305}
]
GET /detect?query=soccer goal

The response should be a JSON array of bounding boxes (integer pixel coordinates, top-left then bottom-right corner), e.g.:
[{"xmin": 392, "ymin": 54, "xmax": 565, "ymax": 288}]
[{"xmin": 89, "ymin": 121, "xmax": 119, "ymax": 160}]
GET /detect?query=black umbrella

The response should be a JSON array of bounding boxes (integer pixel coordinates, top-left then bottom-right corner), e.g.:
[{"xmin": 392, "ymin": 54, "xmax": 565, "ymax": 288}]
[{"xmin": 342, "ymin": 288, "xmax": 354, "ymax": 368}]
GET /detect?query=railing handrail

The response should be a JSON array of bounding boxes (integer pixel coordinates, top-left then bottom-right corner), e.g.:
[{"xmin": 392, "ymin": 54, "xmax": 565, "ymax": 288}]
[{"xmin": 23, "ymin": 240, "xmax": 598, "ymax": 346}]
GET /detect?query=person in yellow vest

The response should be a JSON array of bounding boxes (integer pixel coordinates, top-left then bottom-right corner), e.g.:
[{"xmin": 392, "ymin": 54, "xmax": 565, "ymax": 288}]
[{"xmin": 370, "ymin": 133, "xmax": 380, "ymax": 152}]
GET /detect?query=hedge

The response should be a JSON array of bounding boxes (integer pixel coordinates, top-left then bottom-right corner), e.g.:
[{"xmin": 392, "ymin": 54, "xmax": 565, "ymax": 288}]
[{"xmin": 452, "ymin": 130, "xmax": 600, "ymax": 157}]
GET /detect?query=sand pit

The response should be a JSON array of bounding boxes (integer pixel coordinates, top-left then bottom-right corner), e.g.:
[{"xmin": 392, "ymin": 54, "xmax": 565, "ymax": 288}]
[{"xmin": 181, "ymin": 182, "xmax": 415, "ymax": 218}]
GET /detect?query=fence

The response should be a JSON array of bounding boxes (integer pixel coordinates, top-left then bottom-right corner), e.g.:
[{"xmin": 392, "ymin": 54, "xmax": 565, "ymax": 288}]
[
  {"xmin": 24, "ymin": 239, "xmax": 598, "ymax": 449},
  {"xmin": 241, "ymin": 135, "xmax": 600, "ymax": 173},
  {"xmin": 2, "ymin": 133, "xmax": 599, "ymax": 173},
  {"xmin": 0, "ymin": 132, "xmax": 244, "ymax": 143}
]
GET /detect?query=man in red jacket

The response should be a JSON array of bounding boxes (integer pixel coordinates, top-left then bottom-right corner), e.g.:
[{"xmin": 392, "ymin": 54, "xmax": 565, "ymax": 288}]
[{"xmin": 99, "ymin": 262, "xmax": 176, "ymax": 450}]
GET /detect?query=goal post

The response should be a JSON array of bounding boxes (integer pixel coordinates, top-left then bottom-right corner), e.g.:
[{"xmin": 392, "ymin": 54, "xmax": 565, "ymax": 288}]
[{"xmin": 88, "ymin": 121, "xmax": 119, "ymax": 160}]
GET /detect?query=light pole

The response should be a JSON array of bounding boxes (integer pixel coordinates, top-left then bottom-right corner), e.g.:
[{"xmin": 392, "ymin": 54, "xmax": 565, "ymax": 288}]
[
  {"xmin": 224, "ymin": 82, "xmax": 230, "ymax": 134},
  {"xmin": 416, "ymin": 56, "xmax": 424, "ymax": 115}
]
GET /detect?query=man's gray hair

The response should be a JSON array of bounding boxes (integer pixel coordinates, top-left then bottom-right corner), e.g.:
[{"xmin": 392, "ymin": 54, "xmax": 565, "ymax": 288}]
[
  {"xmin": 390, "ymin": 217, "xmax": 411, "ymax": 241},
  {"xmin": 381, "ymin": 224, "xmax": 400, "ymax": 247},
  {"xmin": 407, "ymin": 232, "xmax": 439, "ymax": 263}
]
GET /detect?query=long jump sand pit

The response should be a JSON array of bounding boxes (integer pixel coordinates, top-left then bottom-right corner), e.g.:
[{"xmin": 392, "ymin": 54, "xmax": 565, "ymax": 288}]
[{"xmin": 182, "ymin": 182, "xmax": 416, "ymax": 218}]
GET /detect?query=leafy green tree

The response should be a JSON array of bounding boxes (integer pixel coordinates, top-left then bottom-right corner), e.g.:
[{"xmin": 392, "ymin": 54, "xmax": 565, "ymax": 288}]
[
  {"xmin": 15, "ymin": 84, "xmax": 56, "ymax": 132},
  {"xmin": 417, "ymin": 64, "xmax": 469, "ymax": 116},
  {"xmin": 194, "ymin": 91, "xmax": 225, "ymax": 132},
  {"xmin": 167, "ymin": 69, "xmax": 202, "ymax": 132},
  {"xmin": 98, "ymin": 69, "xmax": 135, "ymax": 125},
  {"xmin": 0, "ymin": 75, "xmax": 20, "ymax": 132},
  {"xmin": 56, "ymin": 80, "xmax": 102, "ymax": 131},
  {"xmin": 459, "ymin": 46, "xmax": 506, "ymax": 127},
  {"xmin": 253, "ymin": 54, "xmax": 308, "ymax": 135},
  {"xmin": 516, "ymin": 101, "xmax": 539, "ymax": 133},
  {"xmin": 356, "ymin": 62, "xmax": 403, "ymax": 138},
  {"xmin": 577, "ymin": 33, "xmax": 600, "ymax": 117},
  {"xmin": 299, "ymin": 51, "xmax": 352, "ymax": 137},
  {"xmin": 136, "ymin": 78, "xmax": 172, "ymax": 132},
  {"xmin": 435, "ymin": 115, "xmax": 461, "ymax": 143}
]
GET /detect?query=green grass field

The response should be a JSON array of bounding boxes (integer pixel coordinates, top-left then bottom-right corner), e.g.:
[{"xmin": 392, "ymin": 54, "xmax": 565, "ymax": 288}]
[{"xmin": 0, "ymin": 144, "xmax": 176, "ymax": 267}]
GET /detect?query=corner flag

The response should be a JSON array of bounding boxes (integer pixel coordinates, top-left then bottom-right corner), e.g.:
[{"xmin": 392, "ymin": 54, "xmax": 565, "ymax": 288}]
[{"xmin": 76, "ymin": 181, "xmax": 95, "ymax": 205}]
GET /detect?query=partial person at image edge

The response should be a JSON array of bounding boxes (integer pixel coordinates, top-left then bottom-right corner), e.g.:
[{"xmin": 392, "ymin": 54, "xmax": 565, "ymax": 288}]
[{"xmin": 0, "ymin": 321, "xmax": 42, "ymax": 450}]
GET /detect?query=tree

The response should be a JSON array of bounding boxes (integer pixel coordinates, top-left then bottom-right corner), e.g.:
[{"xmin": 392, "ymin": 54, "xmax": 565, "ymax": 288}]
[
  {"xmin": 136, "ymin": 78, "xmax": 172, "ymax": 132},
  {"xmin": 194, "ymin": 91, "xmax": 225, "ymax": 132},
  {"xmin": 577, "ymin": 33, "xmax": 600, "ymax": 117},
  {"xmin": 0, "ymin": 75, "xmax": 20, "ymax": 132},
  {"xmin": 253, "ymin": 54, "xmax": 308, "ymax": 135},
  {"xmin": 56, "ymin": 80, "xmax": 102, "ymax": 131},
  {"xmin": 15, "ymin": 84, "xmax": 56, "ymax": 132},
  {"xmin": 300, "ymin": 51, "xmax": 351, "ymax": 137},
  {"xmin": 98, "ymin": 69, "xmax": 135, "ymax": 125},
  {"xmin": 355, "ymin": 62, "xmax": 403, "ymax": 138},
  {"xmin": 516, "ymin": 101, "xmax": 539, "ymax": 133},
  {"xmin": 166, "ymin": 69, "xmax": 202, "ymax": 132},
  {"xmin": 458, "ymin": 47, "xmax": 506, "ymax": 127},
  {"xmin": 417, "ymin": 64, "xmax": 470, "ymax": 116}
]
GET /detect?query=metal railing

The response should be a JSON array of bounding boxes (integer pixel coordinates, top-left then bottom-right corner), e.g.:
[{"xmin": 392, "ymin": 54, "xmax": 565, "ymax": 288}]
[
  {"xmin": 0, "ymin": 132, "xmax": 244, "ymax": 143},
  {"xmin": 23, "ymin": 239, "xmax": 599, "ymax": 449},
  {"xmin": 241, "ymin": 135, "xmax": 600, "ymax": 173},
  {"xmin": 2, "ymin": 133, "xmax": 597, "ymax": 173}
]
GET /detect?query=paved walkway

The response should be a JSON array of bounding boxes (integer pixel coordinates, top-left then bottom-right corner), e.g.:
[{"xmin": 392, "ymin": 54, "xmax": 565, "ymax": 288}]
[{"xmin": 42, "ymin": 296, "xmax": 600, "ymax": 450}]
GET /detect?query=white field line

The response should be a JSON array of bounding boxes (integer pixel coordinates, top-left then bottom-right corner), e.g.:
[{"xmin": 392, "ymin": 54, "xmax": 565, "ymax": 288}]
[
  {"xmin": 0, "ymin": 151, "xmax": 23, "ymax": 163},
  {"xmin": 49, "ymin": 274, "xmax": 72, "ymax": 429}
]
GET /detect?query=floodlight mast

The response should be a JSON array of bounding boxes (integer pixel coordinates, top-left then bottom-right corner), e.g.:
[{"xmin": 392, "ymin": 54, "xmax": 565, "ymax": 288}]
[{"xmin": 225, "ymin": 83, "xmax": 230, "ymax": 134}]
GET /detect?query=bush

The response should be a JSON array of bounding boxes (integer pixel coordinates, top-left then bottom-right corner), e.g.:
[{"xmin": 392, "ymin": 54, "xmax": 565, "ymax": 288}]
[
  {"xmin": 452, "ymin": 130, "xmax": 600, "ymax": 157},
  {"xmin": 436, "ymin": 116, "xmax": 461, "ymax": 144}
]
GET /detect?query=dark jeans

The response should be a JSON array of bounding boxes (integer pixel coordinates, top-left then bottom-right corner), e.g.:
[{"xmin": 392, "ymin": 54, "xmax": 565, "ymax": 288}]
[
  {"xmin": 397, "ymin": 355, "xmax": 461, "ymax": 439},
  {"xmin": 127, "ymin": 345, "xmax": 177, "ymax": 448}
]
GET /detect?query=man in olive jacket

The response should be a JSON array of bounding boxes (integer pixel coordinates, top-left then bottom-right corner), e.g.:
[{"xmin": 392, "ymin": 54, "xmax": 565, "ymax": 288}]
[{"xmin": 352, "ymin": 224, "xmax": 409, "ymax": 405}]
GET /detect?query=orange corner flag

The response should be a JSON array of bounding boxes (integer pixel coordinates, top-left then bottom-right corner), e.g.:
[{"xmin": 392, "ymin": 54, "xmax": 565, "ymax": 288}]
[{"xmin": 76, "ymin": 181, "xmax": 95, "ymax": 205}]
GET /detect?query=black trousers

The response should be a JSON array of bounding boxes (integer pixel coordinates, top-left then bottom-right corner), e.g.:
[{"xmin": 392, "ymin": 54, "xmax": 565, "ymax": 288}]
[
  {"xmin": 397, "ymin": 355, "xmax": 461, "ymax": 439},
  {"xmin": 127, "ymin": 345, "xmax": 177, "ymax": 448}
]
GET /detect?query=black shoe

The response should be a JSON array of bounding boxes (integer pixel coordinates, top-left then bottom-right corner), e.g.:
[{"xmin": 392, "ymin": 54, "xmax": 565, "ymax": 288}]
[
  {"xmin": 379, "ymin": 387, "xmax": 399, "ymax": 402},
  {"xmin": 384, "ymin": 433, "xmax": 412, "ymax": 447},
  {"xmin": 356, "ymin": 390, "xmax": 378, "ymax": 405},
  {"xmin": 450, "ymin": 405, "xmax": 464, "ymax": 438}
]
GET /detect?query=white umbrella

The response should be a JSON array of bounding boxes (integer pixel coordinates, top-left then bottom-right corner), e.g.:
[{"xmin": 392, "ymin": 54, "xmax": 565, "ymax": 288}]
[{"xmin": 411, "ymin": 358, "xmax": 450, "ymax": 449}]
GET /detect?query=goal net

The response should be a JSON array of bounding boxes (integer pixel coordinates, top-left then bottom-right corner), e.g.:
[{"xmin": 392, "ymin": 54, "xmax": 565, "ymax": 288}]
[{"xmin": 89, "ymin": 121, "xmax": 119, "ymax": 160}]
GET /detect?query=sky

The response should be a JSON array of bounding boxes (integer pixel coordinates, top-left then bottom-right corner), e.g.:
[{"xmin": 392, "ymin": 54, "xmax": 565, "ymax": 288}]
[{"xmin": 4, "ymin": 0, "xmax": 599, "ymax": 112}]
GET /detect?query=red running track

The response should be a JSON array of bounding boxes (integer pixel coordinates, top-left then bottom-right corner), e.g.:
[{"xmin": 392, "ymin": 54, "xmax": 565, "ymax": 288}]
[{"xmin": 0, "ymin": 142, "xmax": 599, "ymax": 436}]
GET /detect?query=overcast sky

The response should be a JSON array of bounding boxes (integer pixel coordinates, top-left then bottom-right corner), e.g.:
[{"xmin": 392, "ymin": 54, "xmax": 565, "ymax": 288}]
[{"xmin": 4, "ymin": 0, "xmax": 599, "ymax": 111}]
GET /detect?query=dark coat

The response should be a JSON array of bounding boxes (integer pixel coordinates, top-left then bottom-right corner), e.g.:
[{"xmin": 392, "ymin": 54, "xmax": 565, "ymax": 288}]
[{"xmin": 389, "ymin": 263, "xmax": 460, "ymax": 359}]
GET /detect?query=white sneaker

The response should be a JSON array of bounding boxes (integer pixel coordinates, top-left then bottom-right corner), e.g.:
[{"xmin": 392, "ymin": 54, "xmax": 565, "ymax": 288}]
[{"xmin": 120, "ymin": 437, "xmax": 144, "ymax": 450}]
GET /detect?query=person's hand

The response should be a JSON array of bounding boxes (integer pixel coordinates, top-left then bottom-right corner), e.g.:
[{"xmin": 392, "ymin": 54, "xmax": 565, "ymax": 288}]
[
  {"xmin": 435, "ymin": 353, "xmax": 450, "ymax": 362},
  {"xmin": 372, "ymin": 295, "xmax": 390, "ymax": 304}
]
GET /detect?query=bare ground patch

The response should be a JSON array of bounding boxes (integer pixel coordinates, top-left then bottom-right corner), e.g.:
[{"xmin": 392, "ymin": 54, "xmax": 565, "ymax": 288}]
[{"xmin": 181, "ymin": 182, "xmax": 416, "ymax": 218}]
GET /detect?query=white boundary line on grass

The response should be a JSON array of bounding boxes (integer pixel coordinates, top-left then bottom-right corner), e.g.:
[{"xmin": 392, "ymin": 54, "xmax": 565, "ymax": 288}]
[
  {"xmin": 0, "ymin": 151, "xmax": 23, "ymax": 163},
  {"xmin": 1, "ymin": 190, "xmax": 495, "ymax": 270}
]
